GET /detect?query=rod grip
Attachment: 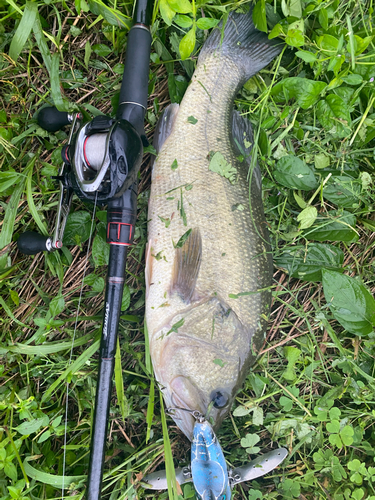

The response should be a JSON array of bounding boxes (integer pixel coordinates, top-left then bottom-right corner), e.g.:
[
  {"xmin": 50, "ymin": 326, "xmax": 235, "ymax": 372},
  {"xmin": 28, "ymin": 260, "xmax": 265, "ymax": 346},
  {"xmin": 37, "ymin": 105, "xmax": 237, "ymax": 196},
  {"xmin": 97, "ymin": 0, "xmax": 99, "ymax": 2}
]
[
  {"xmin": 38, "ymin": 106, "xmax": 71, "ymax": 132},
  {"xmin": 117, "ymin": 26, "xmax": 151, "ymax": 125},
  {"xmin": 17, "ymin": 232, "xmax": 51, "ymax": 255}
]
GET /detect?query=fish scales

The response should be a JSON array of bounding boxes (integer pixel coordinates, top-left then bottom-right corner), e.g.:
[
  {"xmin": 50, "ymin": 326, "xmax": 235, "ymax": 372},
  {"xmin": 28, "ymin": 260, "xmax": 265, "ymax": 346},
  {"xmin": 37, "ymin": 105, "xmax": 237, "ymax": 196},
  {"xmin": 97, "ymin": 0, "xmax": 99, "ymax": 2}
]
[{"xmin": 145, "ymin": 11, "xmax": 282, "ymax": 439}]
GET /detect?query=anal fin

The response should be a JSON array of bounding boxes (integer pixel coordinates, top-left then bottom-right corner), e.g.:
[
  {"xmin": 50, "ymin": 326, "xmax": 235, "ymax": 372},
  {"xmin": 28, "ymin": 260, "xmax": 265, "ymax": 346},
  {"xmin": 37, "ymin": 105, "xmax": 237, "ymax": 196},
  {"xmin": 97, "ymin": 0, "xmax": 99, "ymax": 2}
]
[{"xmin": 170, "ymin": 228, "xmax": 202, "ymax": 304}]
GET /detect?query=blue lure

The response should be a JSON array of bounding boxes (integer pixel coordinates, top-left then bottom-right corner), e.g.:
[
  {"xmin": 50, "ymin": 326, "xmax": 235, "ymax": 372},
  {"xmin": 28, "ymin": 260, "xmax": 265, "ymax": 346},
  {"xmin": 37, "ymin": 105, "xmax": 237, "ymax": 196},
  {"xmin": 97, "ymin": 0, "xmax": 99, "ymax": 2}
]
[{"xmin": 191, "ymin": 418, "xmax": 231, "ymax": 500}]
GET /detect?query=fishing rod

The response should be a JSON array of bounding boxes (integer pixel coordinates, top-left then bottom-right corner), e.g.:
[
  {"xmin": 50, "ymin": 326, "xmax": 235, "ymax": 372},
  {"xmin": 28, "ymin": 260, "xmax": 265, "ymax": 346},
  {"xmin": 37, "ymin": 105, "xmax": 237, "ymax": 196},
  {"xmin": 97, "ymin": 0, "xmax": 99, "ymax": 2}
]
[{"xmin": 17, "ymin": 0, "xmax": 154, "ymax": 498}]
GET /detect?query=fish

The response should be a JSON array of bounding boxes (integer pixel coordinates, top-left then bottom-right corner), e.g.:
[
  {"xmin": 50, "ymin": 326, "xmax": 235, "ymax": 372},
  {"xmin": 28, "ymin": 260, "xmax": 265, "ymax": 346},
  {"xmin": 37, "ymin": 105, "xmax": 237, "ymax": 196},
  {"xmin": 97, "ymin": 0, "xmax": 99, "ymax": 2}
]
[{"xmin": 145, "ymin": 9, "xmax": 283, "ymax": 440}]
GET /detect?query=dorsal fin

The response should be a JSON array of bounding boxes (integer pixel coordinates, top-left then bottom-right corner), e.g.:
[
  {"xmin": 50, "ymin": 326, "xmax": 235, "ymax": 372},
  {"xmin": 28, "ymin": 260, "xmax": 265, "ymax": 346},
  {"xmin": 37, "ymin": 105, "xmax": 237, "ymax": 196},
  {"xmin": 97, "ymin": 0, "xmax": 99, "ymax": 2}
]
[
  {"xmin": 170, "ymin": 228, "xmax": 202, "ymax": 304},
  {"xmin": 232, "ymin": 110, "xmax": 261, "ymax": 193}
]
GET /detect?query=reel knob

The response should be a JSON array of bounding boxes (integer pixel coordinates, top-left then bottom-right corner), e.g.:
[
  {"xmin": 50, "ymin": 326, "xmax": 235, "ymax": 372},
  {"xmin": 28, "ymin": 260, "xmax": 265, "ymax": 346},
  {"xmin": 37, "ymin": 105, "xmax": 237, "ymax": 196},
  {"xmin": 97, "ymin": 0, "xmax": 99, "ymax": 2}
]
[
  {"xmin": 38, "ymin": 106, "xmax": 72, "ymax": 132},
  {"xmin": 17, "ymin": 231, "xmax": 53, "ymax": 255}
]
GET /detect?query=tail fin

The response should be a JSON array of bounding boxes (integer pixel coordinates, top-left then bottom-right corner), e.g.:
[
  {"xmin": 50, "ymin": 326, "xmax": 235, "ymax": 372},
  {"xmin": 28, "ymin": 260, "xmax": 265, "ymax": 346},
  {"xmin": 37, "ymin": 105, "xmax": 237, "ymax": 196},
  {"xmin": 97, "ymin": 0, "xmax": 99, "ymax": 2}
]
[{"xmin": 199, "ymin": 9, "xmax": 283, "ymax": 80}]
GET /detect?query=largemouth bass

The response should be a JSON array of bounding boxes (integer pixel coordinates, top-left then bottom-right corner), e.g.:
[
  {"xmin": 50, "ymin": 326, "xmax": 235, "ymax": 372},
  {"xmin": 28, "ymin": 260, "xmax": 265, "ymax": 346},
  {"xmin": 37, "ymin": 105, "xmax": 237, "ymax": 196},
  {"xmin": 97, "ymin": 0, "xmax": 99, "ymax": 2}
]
[{"xmin": 145, "ymin": 10, "xmax": 282, "ymax": 440}]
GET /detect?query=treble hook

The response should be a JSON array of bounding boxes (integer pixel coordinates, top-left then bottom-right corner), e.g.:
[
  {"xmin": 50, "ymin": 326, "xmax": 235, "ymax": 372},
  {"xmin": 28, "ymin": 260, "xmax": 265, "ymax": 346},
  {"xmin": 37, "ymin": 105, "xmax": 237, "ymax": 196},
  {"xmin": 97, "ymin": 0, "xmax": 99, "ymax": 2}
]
[{"xmin": 166, "ymin": 406, "xmax": 205, "ymax": 422}]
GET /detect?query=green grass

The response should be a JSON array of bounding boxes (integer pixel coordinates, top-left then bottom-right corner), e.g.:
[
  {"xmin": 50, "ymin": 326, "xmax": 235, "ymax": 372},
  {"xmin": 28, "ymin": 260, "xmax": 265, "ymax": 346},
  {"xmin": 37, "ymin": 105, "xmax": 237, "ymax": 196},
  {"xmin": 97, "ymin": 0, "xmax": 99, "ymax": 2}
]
[{"xmin": 1, "ymin": 0, "xmax": 375, "ymax": 499}]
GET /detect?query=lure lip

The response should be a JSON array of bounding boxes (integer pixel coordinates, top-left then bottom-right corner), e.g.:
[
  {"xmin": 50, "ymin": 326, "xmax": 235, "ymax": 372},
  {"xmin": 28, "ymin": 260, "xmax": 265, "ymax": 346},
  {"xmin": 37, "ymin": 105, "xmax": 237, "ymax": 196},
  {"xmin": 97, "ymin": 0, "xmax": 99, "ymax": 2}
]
[{"xmin": 141, "ymin": 448, "xmax": 288, "ymax": 491}]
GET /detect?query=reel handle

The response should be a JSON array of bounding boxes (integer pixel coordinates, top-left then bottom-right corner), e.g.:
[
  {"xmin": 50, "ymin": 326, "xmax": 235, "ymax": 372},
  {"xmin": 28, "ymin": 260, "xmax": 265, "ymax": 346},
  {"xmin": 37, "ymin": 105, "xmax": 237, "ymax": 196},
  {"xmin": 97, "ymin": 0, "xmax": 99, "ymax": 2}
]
[
  {"xmin": 17, "ymin": 231, "xmax": 52, "ymax": 255},
  {"xmin": 38, "ymin": 106, "xmax": 72, "ymax": 132}
]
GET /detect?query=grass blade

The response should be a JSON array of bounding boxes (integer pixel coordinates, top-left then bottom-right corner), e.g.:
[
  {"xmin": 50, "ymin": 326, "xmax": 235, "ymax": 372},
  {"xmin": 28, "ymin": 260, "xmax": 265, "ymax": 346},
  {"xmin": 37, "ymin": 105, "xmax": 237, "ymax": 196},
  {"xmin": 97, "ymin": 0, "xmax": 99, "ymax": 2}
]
[
  {"xmin": 51, "ymin": 52, "xmax": 68, "ymax": 111},
  {"xmin": 0, "ymin": 296, "xmax": 27, "ymax": 327},
  {"xmin": 41, "ymin": 338, "xmax": 100, "ymax": 402},
  {"xmin": 145, "ymin": 379, "xmax": 154, "ymax": 443},
  {"xmin": 115, "ymin": 337, "xmax": 130, "ymax": 420},
  {"xmin": 9, "ymin": 1, "xmax": 38, "ymax": 62},
  {"xmin": 159, "ymin": 395, "xmax": 180, "ymax": 500},
  {"xmin": 0, "ymin": 332, "xmax": 94, "ymax": 356},
  {"xmin": 32, "ymin": 13, "xmax": 52, "ymax": 74},
  {"xmin": 23, "ymin": 457, "xmax": 85, "ymax": 488},
  {"xmin": 26, "ymin": 155, "xmax": 48, "ymax": 236},
  {"xmin": 0, "ymin": 169, "xmax": 27, "ymax": 270}
]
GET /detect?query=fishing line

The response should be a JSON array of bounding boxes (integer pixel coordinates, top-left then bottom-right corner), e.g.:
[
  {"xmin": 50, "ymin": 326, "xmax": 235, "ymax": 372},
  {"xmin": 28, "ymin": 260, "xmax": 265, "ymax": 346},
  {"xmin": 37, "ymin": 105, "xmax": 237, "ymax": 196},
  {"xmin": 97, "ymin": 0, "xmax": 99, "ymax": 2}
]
[{"xmin": 62, "ymin": 192, "xmax": 98, "ymax": 499}]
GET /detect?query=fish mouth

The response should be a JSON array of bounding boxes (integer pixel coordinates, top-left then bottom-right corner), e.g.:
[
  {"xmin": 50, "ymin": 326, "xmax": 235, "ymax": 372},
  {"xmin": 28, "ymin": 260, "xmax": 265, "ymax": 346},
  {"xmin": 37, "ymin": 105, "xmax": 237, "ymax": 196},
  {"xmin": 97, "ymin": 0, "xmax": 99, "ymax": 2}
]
[{"xmin": 165, "ymin": 376, "xmax": 232, "ymax": 440}]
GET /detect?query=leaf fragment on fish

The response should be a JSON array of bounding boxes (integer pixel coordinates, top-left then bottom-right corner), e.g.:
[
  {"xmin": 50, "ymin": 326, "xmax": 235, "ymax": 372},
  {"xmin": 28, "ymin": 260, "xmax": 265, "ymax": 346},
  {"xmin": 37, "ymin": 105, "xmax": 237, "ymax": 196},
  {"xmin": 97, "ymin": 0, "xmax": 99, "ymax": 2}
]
[{"xmin": 209, "ymin": 151, "xmax": 237, "ymax": 184}]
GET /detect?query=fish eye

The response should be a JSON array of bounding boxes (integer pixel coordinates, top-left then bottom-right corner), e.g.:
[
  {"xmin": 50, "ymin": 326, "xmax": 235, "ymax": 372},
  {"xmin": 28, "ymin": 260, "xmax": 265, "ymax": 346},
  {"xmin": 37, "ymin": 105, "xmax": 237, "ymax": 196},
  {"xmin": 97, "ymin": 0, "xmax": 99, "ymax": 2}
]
[{"xmin": 211, "ymin": 390, "xmax": 229, "ymax": 408}]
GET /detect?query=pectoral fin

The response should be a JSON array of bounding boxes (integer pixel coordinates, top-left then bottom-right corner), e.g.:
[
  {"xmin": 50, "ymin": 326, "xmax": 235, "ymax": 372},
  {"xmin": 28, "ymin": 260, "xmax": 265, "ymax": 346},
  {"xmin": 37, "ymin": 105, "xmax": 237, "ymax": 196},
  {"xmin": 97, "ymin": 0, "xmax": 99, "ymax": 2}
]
[
  {"xmin": 153, "ymin": 103, "xmax": 180, "ymax": 153},
  {"xmin": 170, "ymin": 228, "xmax": 202, "ymax": 303}
]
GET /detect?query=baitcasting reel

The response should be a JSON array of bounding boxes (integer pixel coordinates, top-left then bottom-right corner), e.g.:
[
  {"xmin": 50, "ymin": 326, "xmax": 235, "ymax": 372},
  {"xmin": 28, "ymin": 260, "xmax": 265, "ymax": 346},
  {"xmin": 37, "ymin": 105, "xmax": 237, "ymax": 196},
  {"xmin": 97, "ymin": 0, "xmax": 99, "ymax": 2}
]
[
  {"xmin": 142, "ymin": 409, "xmax": 288, "ymax": 499},
  {"xmin": 17, "ymin": 105, "xmax": 144, "ymax": 255}
]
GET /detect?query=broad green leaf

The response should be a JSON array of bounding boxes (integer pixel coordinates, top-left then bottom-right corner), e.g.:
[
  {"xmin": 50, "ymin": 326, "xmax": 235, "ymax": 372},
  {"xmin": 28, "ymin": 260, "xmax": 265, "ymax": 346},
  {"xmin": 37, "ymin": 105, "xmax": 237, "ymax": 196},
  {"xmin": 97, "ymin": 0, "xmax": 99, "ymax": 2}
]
[
  {"xmin": 329, "ymin": 407, "xmax": 341, "ymax": 420},
  {"xmin": 4, "ymin": 462, "xmax": 17, "ymax": 481},
  {"xmin": 196, "ymin": 17, "xmax": 219, "ymax": 30},
  {"xmin": 297, "ymin": 206, "xmax": 317, "ymax": 229},
  {"xmin": 92, "ymin": 44, "xmax": 111, "ymax": 57},
  {"xmin": 38, "ymin": 429, "xmax": 51, "ymax": 443},
  {"xmin": 317, "ymin": 34, "xmax": 339, "ymax": 52},
  {"xmin": 274, "ymin": 243, "xmax": 344, "ymax": 282},
  {"xmin": 49, "ymin": 294, "xmax": 65, "ymax": 318},
  {"xmin": 305, "ymin": 210, "xmax": 358, "ymax": 243},
  {"xmin": 322, "ymin": 270, "xmax": 375, "ymax": 336},
  {"xmin": 233, "ymin": 406, "xmax": 251, "ymax": 417},
  {"xmin": 92, "ymin": 233, "xmax": 110, "ymax": 267},
  {"xmin": 179, "ymin": 25, "xmax": 196, "ymax": 60},
  {"xmin": 286, "ymin": 21, "xmax": 304, "ymax": 47},
  {"xmin": 326, "ymin": 420, "xmax": 340, "ymax": 434},
  {"xmin": 167, "ymin": 0, "xmax": 192, "ymax": 14},
  {"xmin": 281, "ymin": 0, "xmax": 302, "ymax": 18},
  {"xmin": 252, "ymin": 406, "xmax": 264, "ymax": 426},
  {"xmin": 283, "ymin": 346, "xmax": 301, "ymax": 380},
  {"xmin": 314, "ymin": 153, "xmax": 330, "ymax": 170},
  {"xmin": 16, "ymin": 416, "xmax": 49, "ymax": 436},
  {"xmin": 274, "ymin": 155, "xmax": 318, "ymax": 191},
  {"xmin": 271, "ymin": 77, "xmax": 327, "ymax": 109},
  {"xmin": 240, "ymin": 433, "xmax": 261, "ymax": 454},
  {"xmin": 63, "ymin": 211, "xmax": 92, "ymax": 246},
  {"xmin": 329, "ymin": 433, "xmax": 343, "ymax": 447},
  {"xmin": 280, "ymin": 396, "xmax": 293, "ymax": 411},
  {"xmin": 9, "ymin": 1, "xmax": 38, "ymax": 62},
  {"xmin": 327, "ymin": 54, "xmax": 345, "ymax": 75},
  {"xmin": 340, "ymin": 425, "xmax": 354, "ymax": 446},
  {"xmin": 160, "ymin": 0, "xmax": 176, "ymax": 25},
  {"xmin": 323, "ymin": 175, "xmax": 361, "ymax": 208},
  {"xmin": 248, "ymin": 490, "xmax": 263, "ymax": 500},
  {"xmin": 252, "ymin": 0, "xmax": 267, "ymax": 33},
  {"xmin": 318, "ymin": 7, "xmax": 328, "ymax": 30},
  {"xmin": 295, "ymin": 50, "xmax": 317, "ymax": 63},
  {"xmin": 316, "ymin": 94, "xmax": 352, "ymax": 138},
  {"xmin": 168, "ymin": 74, "xmax": 188, "ymax": 103},
  {"xmin": 341, "ymin": 74, "xmax": 363, "ymax": 85},
  {"xmin": 23, "ymin": 458, "xmax": 85, "ymax": 488},
  {"xmin": 121, "ymin": 285, "xmax": 131, "ymax": 311},
  {"xmin": 174, "ymin": 14, "xmax": 193, "ymax": 28},
  {"xmin": 347, "ymin": 35, "xmax": 373, "ymax": 56},
  {"xmin": 83, "ymin": 273, "xmax": 105, "ymax": 293},
  {"xmin": 281, "ymin": 478, "xmax": 301, "ymax": 498}
]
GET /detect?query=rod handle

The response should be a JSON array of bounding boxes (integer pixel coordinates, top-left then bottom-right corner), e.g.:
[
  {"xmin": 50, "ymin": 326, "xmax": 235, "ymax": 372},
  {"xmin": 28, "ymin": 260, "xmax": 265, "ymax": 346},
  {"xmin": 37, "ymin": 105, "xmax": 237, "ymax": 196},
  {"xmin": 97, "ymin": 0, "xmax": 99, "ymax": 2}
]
[
  {"xmin": 17, "ymin": 232, "xmax": 51, "ymax": 255},
  {"xmin": 38, "ymin": 106, "xmax": 71, "ymax": 132}
]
